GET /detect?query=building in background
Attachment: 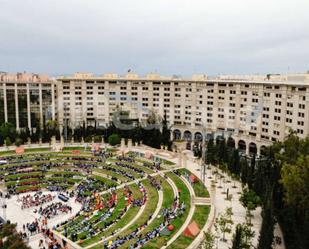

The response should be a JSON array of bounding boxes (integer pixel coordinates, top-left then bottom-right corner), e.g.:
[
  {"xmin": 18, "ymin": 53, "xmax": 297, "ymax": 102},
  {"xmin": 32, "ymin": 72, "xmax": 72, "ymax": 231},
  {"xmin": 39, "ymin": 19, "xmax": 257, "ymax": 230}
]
[
  {"xmin": 0, "ymin": 72, "xmax": 56, "ymax": 131},
  {"xmin": 57, "ymin": 72, "xmax": 309, "ymax": 155},
  {"xmin": 1, "ymin": 70, "xmax": 309, "ymax": 155}
]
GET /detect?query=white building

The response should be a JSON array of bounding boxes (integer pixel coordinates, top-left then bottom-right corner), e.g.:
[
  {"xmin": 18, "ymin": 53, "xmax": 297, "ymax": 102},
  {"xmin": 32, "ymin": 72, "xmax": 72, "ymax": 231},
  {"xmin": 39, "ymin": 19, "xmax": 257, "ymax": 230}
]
[
  {"xmin": 0, "ymin": 72, "xmax": 56, "ymax": 131},
  {"xmin": 56, "ymin": 72, "xmax": 309, "ymax": 155}
]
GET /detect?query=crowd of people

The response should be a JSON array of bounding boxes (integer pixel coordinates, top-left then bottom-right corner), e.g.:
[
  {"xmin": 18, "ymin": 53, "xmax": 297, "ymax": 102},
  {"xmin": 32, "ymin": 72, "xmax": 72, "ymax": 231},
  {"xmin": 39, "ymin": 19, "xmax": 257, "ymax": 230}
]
[
  {"xmin": 115, "ymin": 161, "xmax": 145, "ymax": 177},
  {"xmin": 19, "ymin": 192, "xmax": 55, "ymax": 209},
  {"xmin": 143, "ymin": 161, "xmax": 161, "ymax": 171},
  {"xmin": 1, "ymin": 151, "xmax": 183, "ymax": 249},
  {"xmin": 38, "ymin": 202, "xmax": 72, "ymax": 219},
  {"xmin": 107, "ymin": 193, "xmax": 186, "ymax": 249},
  {"xmin": 148, "ymin": 175, "xmax": 162, "ymax": 190}
]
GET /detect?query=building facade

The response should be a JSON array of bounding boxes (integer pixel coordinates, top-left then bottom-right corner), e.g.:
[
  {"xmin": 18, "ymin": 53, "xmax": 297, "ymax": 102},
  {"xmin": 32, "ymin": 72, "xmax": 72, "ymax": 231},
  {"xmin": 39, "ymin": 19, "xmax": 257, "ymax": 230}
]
[
  {"xmin": 1, "ymin": 71, "xmax": 309, "ymax": 155},
  {"xmin": 57, "ymin": 72, "xmax": 309, "ymax": 155},
  {"xmin": 0, "ymin": 72, "xmax": 56, "ymax": 131}
]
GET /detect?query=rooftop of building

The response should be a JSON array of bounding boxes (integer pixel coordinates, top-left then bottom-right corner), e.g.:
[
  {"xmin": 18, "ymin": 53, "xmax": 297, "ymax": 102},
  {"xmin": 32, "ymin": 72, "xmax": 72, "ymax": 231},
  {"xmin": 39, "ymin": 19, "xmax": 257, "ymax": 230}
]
[
  {"xmin": 58, "ymin": 71, "xmax": 309, "ymax": 86},
  {"xmin": 0, "ymin": 72, "xmax": 53, "ymax": 83}
]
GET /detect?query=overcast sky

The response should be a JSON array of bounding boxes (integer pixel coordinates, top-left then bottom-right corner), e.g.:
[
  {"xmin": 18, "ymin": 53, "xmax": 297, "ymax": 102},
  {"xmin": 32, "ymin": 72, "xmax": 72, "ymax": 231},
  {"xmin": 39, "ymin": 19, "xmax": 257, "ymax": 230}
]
[{"xmin": 0, "ymin": 0, "xmax": 309, "ymax": 76}]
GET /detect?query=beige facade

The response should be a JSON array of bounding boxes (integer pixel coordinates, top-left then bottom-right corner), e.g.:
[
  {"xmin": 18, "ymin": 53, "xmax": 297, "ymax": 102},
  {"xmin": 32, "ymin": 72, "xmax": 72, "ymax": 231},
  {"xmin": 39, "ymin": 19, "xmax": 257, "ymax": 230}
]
[
  {"xmin": 1, "ymin": 71, "xmax": 308, "ymax": 155},
  {"xmin": 57, "ymin": 72, "xmax": 309, "ymax": 155},
  {"xmin": 0, "ymin": 72, "xmax": 56, "ymax": 131}
]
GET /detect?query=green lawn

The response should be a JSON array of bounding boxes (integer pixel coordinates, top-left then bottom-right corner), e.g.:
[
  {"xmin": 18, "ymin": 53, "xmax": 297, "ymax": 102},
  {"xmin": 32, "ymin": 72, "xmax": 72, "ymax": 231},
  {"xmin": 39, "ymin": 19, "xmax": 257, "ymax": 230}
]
[
  {"xmin": 91, "ymin": 180, "xmax": 159, "ymax": 249},
  {"xmin": 141, "ymin": 173, "xmax": 191, "ymax": 249},
  {"xmin": 167, "ymin": 205, "xmax": 210, "ymax": 249},
  {"xmin": 178, "ymin": 169, "xmax": 210, "ymax": 198}
]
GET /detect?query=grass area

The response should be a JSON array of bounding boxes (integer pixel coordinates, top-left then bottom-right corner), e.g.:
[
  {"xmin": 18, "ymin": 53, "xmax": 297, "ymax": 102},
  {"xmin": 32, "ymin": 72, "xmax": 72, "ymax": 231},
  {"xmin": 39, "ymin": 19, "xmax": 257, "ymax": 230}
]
[
  {"xmin": 167, "ymin": 205, "xmax": 210, "ymax": 249},
  {"xmin": 0, "ymin": 147, "xmax": 51, "ymax": 156},
  {"xmin": 63, "ymin": 146, "xmax": 90, "ymax": 151},
  {"xmin": 141, "ymin": 173, "xmax": 191, "ymax": 249},
  {"xmin": 177, "ymin": 169, "xmax": 210, "ymax": 198},
  {"xmin": 91, "ymin": 180, "xmax": 159, "ymax": 249},
  {"xmin": 129, "ymin": 177, "xmax": 175, "ymax": 249}
]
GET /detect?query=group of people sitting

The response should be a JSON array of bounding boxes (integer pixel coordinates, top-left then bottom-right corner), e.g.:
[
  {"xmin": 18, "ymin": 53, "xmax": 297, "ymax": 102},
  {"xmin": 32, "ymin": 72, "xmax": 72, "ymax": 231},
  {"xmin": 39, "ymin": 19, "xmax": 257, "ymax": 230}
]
[
  {"xmin": 75, "ymin": 177, "xmax": 116, "ymax": 201},
  {"xmin": 37, "ymin": 202, "xmax": 72, "ymax": 219},
  {"xmin": 148, "ymin": 175, "xmax": 162, "ymax": 190},
  {"xmin": 115, "ymin": 161, "xmax": 145, "ymax": 177},
  {"xmin": 19, "ymin": 192, "xmax": 55, "ymax": 209},
  {"xmin": 24, "ymin": 219, "xmax": 40, "ymax": 235},
  {"xmin": 143, "ymin": 161, "xmax": 161, "ymax": 171},
  {"xmin": 116, "ymin": 156, "xmax": 135, "ymax": 163},
  {"xmin": 107, "ymin": 189, "xmax": 185, "ymax": 248}
]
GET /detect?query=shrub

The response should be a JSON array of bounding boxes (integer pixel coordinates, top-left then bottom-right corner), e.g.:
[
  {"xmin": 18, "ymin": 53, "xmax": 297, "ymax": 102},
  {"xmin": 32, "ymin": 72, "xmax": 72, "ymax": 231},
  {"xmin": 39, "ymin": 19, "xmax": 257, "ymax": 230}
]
[
  {"xmin": 5, "ymin": 137, "xmax": 12, "ymax": 147},
  {"xmin": 94, "ymin": 135, "xmax": 102, "ymax": 143},
  {"xmin": 108, "ymin": 134, "xmax": 121, "ymax": 146},
  {"xmin": 84, "ymin": 136, "xmax": 93, "ymax": 143},
  {"xmin": 15, "ymin": 137, "xmax": 23, "ymax": 147}
]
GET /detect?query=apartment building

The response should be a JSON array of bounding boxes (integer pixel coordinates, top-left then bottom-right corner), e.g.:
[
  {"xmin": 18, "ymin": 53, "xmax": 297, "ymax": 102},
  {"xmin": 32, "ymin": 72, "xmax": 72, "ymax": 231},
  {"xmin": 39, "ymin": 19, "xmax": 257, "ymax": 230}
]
[
  {"xmin": 57, "ymin": 72, "xmax": 309, "ymax": 155},
  {"xmin": 0, "ymin": 72, "xmax": 56, "ymax": 131}
]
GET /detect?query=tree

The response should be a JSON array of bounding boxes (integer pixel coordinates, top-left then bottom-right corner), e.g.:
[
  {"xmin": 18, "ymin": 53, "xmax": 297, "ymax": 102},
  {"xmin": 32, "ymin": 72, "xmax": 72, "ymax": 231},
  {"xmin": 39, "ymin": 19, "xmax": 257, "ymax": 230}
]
[
  {"xmin": 200, "ymin": 231, "xmax": 215, "ymax": 249},
  {"xmin": 161, "ymin": 110, "xmax": 172, "ymax": 148},
  {"xmin": 229, "ymin": 149, "xmax": 240, "ymax": 175},
  {"xmin": 15, "ymin": 137, "xmax": 23, "ymax": 147},
  {"xmin": 231, "ymin": 224, "xmax": 244, "ymax": 249},
  {"xmin": 239, "ymin": 188, "xmax": 261, "ymax": 211},
  {"xmin": 247, "ymin": 154, "xmax": 256, "ymax": 189},
  {"xmin": 230, "ymin": 223, "xmax": 254, "ymax": 249},
  {"xmin": 281, "ymin": 155, "xmax": 309, "ymax": 210},
  {"xmin": 108, "ymin": 134, "xmax": 121, "ymax": 146},
  {"xmin": 0, "ymin": 122, "xmax": 16, "ymax": 145},
  {"xmin": 257, "ymin": 187, "xmax": 275, "ymax": 249},
  {"xmin": 5, "ymin": 137, "xmax": 12, "ymax": 147},
  {"xmin": 206, "ymin": 138, "xmax": 216, "ymax": 165},
  {"xmin": 215, "ymin": 207, "xmax": 234, "ymax": 241},
  {"xmin": 240, "ymin": 158, "xmax": 248, "ymax": 184},
  {"xmin": 0, "ymin": 223, "xmax": 30, "ymax": 249}
]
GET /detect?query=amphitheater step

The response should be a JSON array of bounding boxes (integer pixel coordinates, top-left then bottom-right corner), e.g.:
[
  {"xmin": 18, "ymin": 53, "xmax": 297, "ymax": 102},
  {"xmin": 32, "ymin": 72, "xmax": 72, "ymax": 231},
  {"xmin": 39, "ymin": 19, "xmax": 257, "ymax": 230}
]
[{"xmin": 192, "ymin": 197, "xmax": 211, "ymax": 205}]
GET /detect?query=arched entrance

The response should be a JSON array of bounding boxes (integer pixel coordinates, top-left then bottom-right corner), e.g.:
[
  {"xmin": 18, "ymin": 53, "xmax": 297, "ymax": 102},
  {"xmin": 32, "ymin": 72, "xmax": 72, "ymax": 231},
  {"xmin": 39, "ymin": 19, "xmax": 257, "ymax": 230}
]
[
  {"xmin": 238, "ymin": 140, "xmax": 246, "ymax": 153},
  {"xmin": 173, "ymin": 129, "xmax": 181, "ymax": 140},
  {"xmin": 249, "ymin": 142, "xmax": 257, "ymax": 155},
  {"xmin": 194, "ymin": 132, "xmax": 203, "ymax": 143},
  {"xmin": 260, "ymin": 145, "xmax": 267, "ymax": 156},
  {"xmin": 183, "ymin": 130, "xmax": 192, "ymax": 150},
  {"xmin": 227, "ymin": 137, "xmax": 235, "ymax": 148}
]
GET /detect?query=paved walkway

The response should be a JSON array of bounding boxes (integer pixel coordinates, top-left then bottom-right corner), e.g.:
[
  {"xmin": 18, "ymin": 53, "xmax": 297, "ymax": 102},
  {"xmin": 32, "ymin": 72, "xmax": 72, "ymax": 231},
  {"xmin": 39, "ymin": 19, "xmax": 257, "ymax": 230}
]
[{"xmin": 175, "ymin": 156, "xmax": 285, "ymax": 249}]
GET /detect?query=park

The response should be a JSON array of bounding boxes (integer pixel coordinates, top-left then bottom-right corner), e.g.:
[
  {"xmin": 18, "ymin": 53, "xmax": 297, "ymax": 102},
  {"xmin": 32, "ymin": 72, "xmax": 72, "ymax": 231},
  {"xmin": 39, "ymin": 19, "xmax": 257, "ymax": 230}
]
[{"xmin": 0, "ymin": 139, "xmax": 213, "ymax": 249}]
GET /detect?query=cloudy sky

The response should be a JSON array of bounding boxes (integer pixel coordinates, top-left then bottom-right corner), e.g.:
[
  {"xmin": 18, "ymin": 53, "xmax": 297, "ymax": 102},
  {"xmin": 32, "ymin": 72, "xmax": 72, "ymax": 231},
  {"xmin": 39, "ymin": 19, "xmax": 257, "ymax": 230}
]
[{"xmin": 0, "ymin": 0, "xmax": 308, "ymax": 76}]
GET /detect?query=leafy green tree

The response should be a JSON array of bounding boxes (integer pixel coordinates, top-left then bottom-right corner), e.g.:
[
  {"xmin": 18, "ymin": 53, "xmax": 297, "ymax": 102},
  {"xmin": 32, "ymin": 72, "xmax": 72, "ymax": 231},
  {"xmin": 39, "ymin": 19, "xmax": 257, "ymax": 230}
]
[
  {"xmin": 239, "ymin": 188, "xmax": 261, "ymax": 211},
  {"xmin": 240, "ymin": 158, "xmax": 248, "ymax": 184},
  {"xmin": 281, "ymin": 155, "xmax": 309, "ymax": 210},
  {"xmin": 161, "ymin": 110, "xmax": 172, "ymax": 148},
  {"xmin": 200, "ymin": 231, "xmax": 215, "ymax": 249},
  {"xmin": 230, "ymin": 223, "xmax": 254, "ymax": 249},
  {"xmin": 15, "ymin": 137, "xmax": 23, "ymax": 147},
  {"xmin": 0, "ymin": 223, "xmax": 30, "ymax": 249},
  {"xmin": 215, "ymin": 207, "xmax": 234, "ymax": 241},
  {"xmin": 229, "ymin": 149, "xmax": 241, "ymax": 175},
  {"xmin": 257, "ymin": 187, "xmax": 275, "ymax": 249},
  {"xmin": 206, "ymin": 138, "xmax": 216, "ymax": 165},
  {"xmin": 108, "ymin": 133, "xmax": 121, "ymax": 146},
  {"xmin": 5, "ymin": 137, "xmax": 12, "ymax": 146},
  {"xmin": 231, "ymin": 224, "xmax": 244, "ymax": 249},
  {"xmin": 247, "ymin": 154, "xmax": 256, "ymax": 189},
  {"xmin": 0, "ymin": 122, "xmax": 16, "ymax": 145}
]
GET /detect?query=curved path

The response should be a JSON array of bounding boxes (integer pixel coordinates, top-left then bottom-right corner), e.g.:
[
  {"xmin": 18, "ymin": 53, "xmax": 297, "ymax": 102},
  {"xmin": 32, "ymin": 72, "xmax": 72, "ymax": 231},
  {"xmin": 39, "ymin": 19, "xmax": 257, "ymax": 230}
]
[
  {"xmin": 162, "ymin": 175, "xmax": 196, "ymax": 248},
  {"xmin": 145, "ymin": 189, "xmax": 163, "ymax": 226}
]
